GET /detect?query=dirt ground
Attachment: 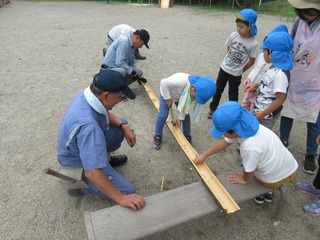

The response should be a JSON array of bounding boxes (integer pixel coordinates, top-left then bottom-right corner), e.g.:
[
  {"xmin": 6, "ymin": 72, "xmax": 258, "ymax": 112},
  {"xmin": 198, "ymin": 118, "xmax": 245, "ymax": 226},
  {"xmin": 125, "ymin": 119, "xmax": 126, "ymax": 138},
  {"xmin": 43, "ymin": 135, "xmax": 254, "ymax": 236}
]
[{"xmin": 1, "ymin": 1, "xmax": 319, "ymax": 239}]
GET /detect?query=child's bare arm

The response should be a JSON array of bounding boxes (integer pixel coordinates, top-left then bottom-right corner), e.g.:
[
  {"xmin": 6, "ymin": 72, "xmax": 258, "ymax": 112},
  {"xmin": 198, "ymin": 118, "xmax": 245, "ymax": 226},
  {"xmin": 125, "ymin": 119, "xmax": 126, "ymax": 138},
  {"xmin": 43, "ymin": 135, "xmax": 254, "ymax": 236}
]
[
  {"xmin": 254, "ymin": 92, "xmax": 286, "ymax": 122},
  {"xmin": 193, "ymin": 138, "xmax": 231, "ymax": 165},
  {"xmin": 227, "ymin": 170, "xmax": 254, "ymax": 184},
  {"xmin": 243, "ymin": 57, "xmax": 256, "ymax": 73},
  {"xmin": 317, "ymin": 135, "xmax": 320, "ymax": 145}
]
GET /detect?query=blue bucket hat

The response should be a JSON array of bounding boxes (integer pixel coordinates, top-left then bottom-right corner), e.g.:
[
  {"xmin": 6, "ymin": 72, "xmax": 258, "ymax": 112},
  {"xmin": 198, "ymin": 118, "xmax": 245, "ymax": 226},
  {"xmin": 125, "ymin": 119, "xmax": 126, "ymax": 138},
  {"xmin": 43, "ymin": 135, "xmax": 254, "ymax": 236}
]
[
  {"xmin": 234, "ymin": 8, "xmax": 258, "ymax": 36},
  {"xmin": 210, "ymin": 101, "xmax": 259, "ymax": 139},
  {"xmin": 188, "ymin": 75, "xmax": 216, "ymax": 105},
  {"xmin": 260, "ymin": 25, "xmax": 293, "ymax": 71}
]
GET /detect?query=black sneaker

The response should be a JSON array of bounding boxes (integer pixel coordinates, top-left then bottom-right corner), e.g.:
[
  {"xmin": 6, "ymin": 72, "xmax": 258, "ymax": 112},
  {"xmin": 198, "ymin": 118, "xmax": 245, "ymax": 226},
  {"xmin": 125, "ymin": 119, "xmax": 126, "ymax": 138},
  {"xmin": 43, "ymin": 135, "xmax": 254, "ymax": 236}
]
[
  {"xmin": 207, "ymin": 110, "xmax": 214, "ymax": 119},
  {"xmin": 109, "ymin": 155, "xmax": 128, "ymax": 167},
  {"xmin": 185, "ymin": 135, "xmax": 192, "ymax": 143},
  {"xmin": 254, "ymin": 195, "xmax": 265, "ymax": 204},
  {"xmin": 281, "ymin": 140, "xmax": 289, "ymax": 149},
  {"xmin": 264, "ymin": 192, "xmax": 275, "ymax": 203},
  {"xmin": 303, "ymin": 154, "xmax": 316, "ymax": 174}
]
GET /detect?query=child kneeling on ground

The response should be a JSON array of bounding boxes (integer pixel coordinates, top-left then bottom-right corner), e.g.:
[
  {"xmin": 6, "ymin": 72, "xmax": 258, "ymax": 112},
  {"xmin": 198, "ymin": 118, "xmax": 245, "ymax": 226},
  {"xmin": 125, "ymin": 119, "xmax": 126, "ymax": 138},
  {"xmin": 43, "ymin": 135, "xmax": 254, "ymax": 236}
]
[
  {"xmin": 194, "ymin": 101, "xmax": 298, "ymax": 204},
  {"xmin": 153, "ymin": 73, "xmax": 216, "ymax": 150}
]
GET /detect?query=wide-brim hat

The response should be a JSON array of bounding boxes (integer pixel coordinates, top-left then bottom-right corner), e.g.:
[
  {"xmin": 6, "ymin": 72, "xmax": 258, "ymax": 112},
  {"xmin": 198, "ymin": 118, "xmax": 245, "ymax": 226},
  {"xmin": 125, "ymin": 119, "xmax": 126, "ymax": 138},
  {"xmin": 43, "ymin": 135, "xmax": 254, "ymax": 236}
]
[
  {"xmin": 210, "ymin": 101, "xmax": 259, "ymax": 138},
  {"xmin": 234, "ymin": 8, "xmax": 258, "ymax": 36},
  {"xmin": 93, "ymin": 69, "xmax": 136, "ymax": 99},
  {"xmin": 188, "ymin": 75, "xmax": 216, "ymax": 104},
  {"xmin": 288, "ymin": 0, "xmax": 320, "ymax": 10},
  {"xmin": 260, "ymin": 25, "xmax": 294, "ymax": 71}
]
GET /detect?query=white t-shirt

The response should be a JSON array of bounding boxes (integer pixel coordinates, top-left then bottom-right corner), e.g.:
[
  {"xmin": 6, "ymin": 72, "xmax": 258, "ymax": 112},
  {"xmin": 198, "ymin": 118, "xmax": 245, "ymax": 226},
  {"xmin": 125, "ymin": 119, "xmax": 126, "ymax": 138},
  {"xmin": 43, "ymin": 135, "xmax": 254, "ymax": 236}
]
[
  {"xmin": 221, "ymin": 32, "xmax": 259, "ymax": 76},
  {"xmin": 160, "ymin": 73, "xmax": 190, "ymax": 120},
  {"xmin": 254, "ymin": 62, "xmax": 289, "ymax": 119},
  {"xmin": 248, "ymin": 53, "xmax": 271, "ymax": 84},
  {"xmin": 225, "ymin": 125, "xmax": 298, "ymax": 183},
  {"xmin": 106, "ymin": 24, "xmax": 135, "ymax": 44}
]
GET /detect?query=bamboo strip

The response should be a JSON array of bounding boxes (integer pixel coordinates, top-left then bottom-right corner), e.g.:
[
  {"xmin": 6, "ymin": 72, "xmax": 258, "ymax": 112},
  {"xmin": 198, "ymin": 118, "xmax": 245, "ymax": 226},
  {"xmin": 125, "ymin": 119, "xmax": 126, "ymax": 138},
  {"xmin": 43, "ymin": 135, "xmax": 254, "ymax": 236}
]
[{"xmin": 142, "ymin": 82, "xmax": 240, "ymax": 214}]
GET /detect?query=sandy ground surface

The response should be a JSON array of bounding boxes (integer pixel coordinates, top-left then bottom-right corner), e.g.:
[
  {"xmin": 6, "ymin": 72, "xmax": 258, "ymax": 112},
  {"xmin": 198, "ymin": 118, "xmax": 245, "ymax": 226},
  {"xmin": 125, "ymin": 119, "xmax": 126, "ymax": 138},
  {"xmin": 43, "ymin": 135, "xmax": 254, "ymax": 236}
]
[{"xmin": 1, "ymin": 1, "xmax": 320, "ymax": 239}]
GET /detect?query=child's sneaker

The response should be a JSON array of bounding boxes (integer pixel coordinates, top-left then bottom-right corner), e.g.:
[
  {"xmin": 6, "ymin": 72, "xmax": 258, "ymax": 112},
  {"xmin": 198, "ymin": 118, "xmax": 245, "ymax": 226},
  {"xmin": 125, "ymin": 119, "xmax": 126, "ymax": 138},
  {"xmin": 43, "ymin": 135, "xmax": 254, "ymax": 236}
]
[
  {"xmin": 303, "ymin": 154, "xmax": 316, "ymax": 174},
  {"xmin": 303, "ymin": 198, "xmax": 320, "ymax": 216},
  {"xmin": 153, "ymin": 135, "xmax": 162, "ymax": 150},
  {"xmin": 235, "ymin": 146, "xmax": 240, "ymax": 153},
  {"xmin": 296, "ymin": 182, "xmax": 320, "ymax": 195},
  {"xmin": 185, "ymin": 135, "xmax": 192, "ymax": 143},
  {"xmin": 264, "ymin": 192, "xmax": 275, "ymax": 203},
  {"xmin": 253, "ymin": 195, "xmax": 265, "ymax": 204},
  {"xmin": 281, "ymin": 140, "xmax": 289, "ymax": 149},
  {"xmin": 207, "ymin": 110, "xmax": 214, "ymax": 119}
]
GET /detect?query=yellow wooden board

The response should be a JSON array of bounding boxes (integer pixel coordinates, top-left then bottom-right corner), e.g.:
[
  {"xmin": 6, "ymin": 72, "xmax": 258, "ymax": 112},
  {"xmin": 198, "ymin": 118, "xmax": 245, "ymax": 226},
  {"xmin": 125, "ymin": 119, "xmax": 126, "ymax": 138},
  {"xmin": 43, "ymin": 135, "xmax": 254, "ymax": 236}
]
[{"xmin": 142, "ymin": 82, "xmax": 240, "ymax": 214}]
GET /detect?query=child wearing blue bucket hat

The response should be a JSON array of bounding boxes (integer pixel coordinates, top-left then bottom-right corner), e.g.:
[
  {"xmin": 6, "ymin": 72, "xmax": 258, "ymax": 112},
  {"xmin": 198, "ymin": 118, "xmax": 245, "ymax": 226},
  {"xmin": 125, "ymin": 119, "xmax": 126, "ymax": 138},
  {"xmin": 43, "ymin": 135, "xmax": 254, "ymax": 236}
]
[
  {"xmin": 194, "ymin": 101, "xmax": 298, "ymax": 204},
  {"xmin": 207, "ymin": 8, "xmax": 259, "ymax": 119},
  {"xmin": 153, "ymin": 73, "xmax": 216, "ymax": 150},
  {"xmin": 243, "ymin": 25, "xmax": 293, "ymax": 130}
]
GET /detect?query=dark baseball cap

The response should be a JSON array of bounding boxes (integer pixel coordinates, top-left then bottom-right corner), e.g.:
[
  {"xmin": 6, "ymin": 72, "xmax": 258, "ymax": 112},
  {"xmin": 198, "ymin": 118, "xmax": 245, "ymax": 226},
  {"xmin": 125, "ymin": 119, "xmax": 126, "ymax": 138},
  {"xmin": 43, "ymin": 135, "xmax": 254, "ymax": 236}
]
[
  {"xmin": 134, "ymin": 29, "xmax": 150, "ymax": 49},
  {"xmin": 93, "ymin": 69, "xmax": 136, "ymax": 99}
]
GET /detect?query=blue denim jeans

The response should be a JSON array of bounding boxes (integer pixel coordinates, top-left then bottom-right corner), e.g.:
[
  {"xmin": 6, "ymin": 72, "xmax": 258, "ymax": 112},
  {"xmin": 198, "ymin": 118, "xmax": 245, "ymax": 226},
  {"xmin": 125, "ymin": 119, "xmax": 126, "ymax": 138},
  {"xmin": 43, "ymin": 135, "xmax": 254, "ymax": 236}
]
[
  {"xmin": 280, "ymin": 112, "xmax": 320, "ymax": 155},
  {"xmin": 154, "ymin": 94, "xmax": 191, "ymax": 136},
  {"xmin": 81, "ymin": 117, "xmax": 136, "ymax": 198}
]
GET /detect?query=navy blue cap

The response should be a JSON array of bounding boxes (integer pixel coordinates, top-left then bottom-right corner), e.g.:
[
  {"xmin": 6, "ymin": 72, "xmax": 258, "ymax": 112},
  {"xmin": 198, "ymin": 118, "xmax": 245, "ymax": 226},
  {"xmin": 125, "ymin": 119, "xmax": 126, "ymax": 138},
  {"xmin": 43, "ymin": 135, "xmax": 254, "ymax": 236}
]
[{"xmin": 93, "ymin": 69, "xmax": 136, "ymax": 99}]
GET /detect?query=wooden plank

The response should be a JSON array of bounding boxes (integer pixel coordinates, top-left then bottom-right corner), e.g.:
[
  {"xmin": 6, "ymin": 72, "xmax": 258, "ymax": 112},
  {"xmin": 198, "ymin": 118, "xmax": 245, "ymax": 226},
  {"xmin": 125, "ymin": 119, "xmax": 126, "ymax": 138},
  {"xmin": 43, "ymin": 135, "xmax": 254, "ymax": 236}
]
[
  {"xmin": 85, "ymin": 181, "xmax": 219, "ymax": 240},
  {"xmin": 84, "ymin": 211, "xmax": 95, "ymax": 240},
  {"xmin": 84, "ymin": 169, "xmax": 276, "ymax": 240},
  {"xmin": 142, "ymin": 82, "xmax": 240, "ymax": 214}
]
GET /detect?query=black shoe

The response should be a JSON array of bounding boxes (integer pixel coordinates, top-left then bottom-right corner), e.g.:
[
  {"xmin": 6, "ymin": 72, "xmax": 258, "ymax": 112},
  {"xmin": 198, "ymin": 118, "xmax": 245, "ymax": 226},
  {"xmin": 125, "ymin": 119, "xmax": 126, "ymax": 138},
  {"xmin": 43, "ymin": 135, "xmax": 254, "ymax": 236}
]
[
  {"xmin": 281, "ymin": 140, "xmax": 289, "ymax": 149},
  {"xmin": 102, "ymin": 48, "xmax": 107, "ymax": 57},
  {"xmin": 135, "ymin": 49, "xmax": 146, "ymax": 60},
  {"xmin": 207, "ymin": 110, "xmax": 214, "ymax": 119},
  {"xmin": 109, "ymin": 155, "xmax": 128, "ymax": 167},
  {"xmin": 303, "ymin": 154, "xmax": 316, "ymax": 174},
  {"xmin": 185, "ymin": 135, "xmax": 192, "ymax": 144},
  {"xmin": 253, "ymin": 195, "xmax": 265, "ymax": 204},
  {"xmin": 264, "ymin": 192, "xmax": 274, "ymax": 203}
]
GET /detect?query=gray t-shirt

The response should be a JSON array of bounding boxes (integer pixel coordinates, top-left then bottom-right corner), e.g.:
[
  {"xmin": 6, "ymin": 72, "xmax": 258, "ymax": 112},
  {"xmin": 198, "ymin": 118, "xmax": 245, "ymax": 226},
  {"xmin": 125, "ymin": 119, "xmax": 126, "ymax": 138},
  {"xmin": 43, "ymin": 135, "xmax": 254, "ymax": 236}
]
[{"xmin": 221, "ymin": 32, "xmax": 259, "ymax": 76}]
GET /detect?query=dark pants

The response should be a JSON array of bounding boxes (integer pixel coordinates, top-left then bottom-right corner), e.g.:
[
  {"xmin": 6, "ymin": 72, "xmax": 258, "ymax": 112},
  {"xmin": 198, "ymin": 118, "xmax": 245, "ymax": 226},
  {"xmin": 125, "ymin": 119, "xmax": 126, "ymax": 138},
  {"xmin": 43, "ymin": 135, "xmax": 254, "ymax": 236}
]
[
  {"xmin": 280, "ymin": 113, "xmax": 320, "ymax": 156},
  {"xmin": 209, "ymin": 67, "xmax": 242, "ymax": 111},
  {"xmin": 314, "ymin": 162, "xmax": 320, "ymax": 189}
]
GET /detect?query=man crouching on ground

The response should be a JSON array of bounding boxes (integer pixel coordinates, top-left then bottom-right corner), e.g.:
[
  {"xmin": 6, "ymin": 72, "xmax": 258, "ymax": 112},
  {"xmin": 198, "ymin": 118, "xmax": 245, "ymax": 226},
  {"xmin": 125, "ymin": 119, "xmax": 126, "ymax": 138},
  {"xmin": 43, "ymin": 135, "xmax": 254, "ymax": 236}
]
[
  {"xmin": 194, "ymin": 101, "xmax": 298, "ymax": 204},
  {"xmin": 57, "ymin": 69, "xmax": 145, "ymax": 211}
]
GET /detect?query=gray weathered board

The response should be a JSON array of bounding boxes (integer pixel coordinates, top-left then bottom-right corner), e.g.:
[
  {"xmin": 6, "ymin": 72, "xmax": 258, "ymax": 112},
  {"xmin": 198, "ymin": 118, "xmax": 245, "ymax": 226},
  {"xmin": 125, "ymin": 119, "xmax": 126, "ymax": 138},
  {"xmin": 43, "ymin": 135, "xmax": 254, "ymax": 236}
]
[{"xmin": 84, "ymin": 169, "xmax": 278, "ymax": 240}]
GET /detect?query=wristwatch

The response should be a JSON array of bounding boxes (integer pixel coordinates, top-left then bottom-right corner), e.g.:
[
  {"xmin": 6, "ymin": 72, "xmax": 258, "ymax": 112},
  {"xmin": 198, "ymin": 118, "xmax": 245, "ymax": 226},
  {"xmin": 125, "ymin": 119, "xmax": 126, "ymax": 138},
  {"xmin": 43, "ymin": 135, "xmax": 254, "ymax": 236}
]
[{"xmin": 119, "ymin": 120, "xmax": 128, "ymax": 129}]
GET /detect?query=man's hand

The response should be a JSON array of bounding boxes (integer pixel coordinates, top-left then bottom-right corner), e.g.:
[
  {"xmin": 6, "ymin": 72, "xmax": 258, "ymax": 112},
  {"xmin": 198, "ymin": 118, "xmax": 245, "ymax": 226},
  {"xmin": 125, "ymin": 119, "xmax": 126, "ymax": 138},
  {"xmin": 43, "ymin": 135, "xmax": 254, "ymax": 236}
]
[
  {"xmin": 130, "ymin": 70, "xmax": 140, "ymax": 80},
  {"xmin": 118, "ymin": 193, "xmax": 146, "ymax": 211},
  {"xmin": 122, "ymin": 125, "xmax": 136, "ymax": 148},
  {"xmin": 138, "ymin": 77, "xmax": 147, "ymax": 84}
]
